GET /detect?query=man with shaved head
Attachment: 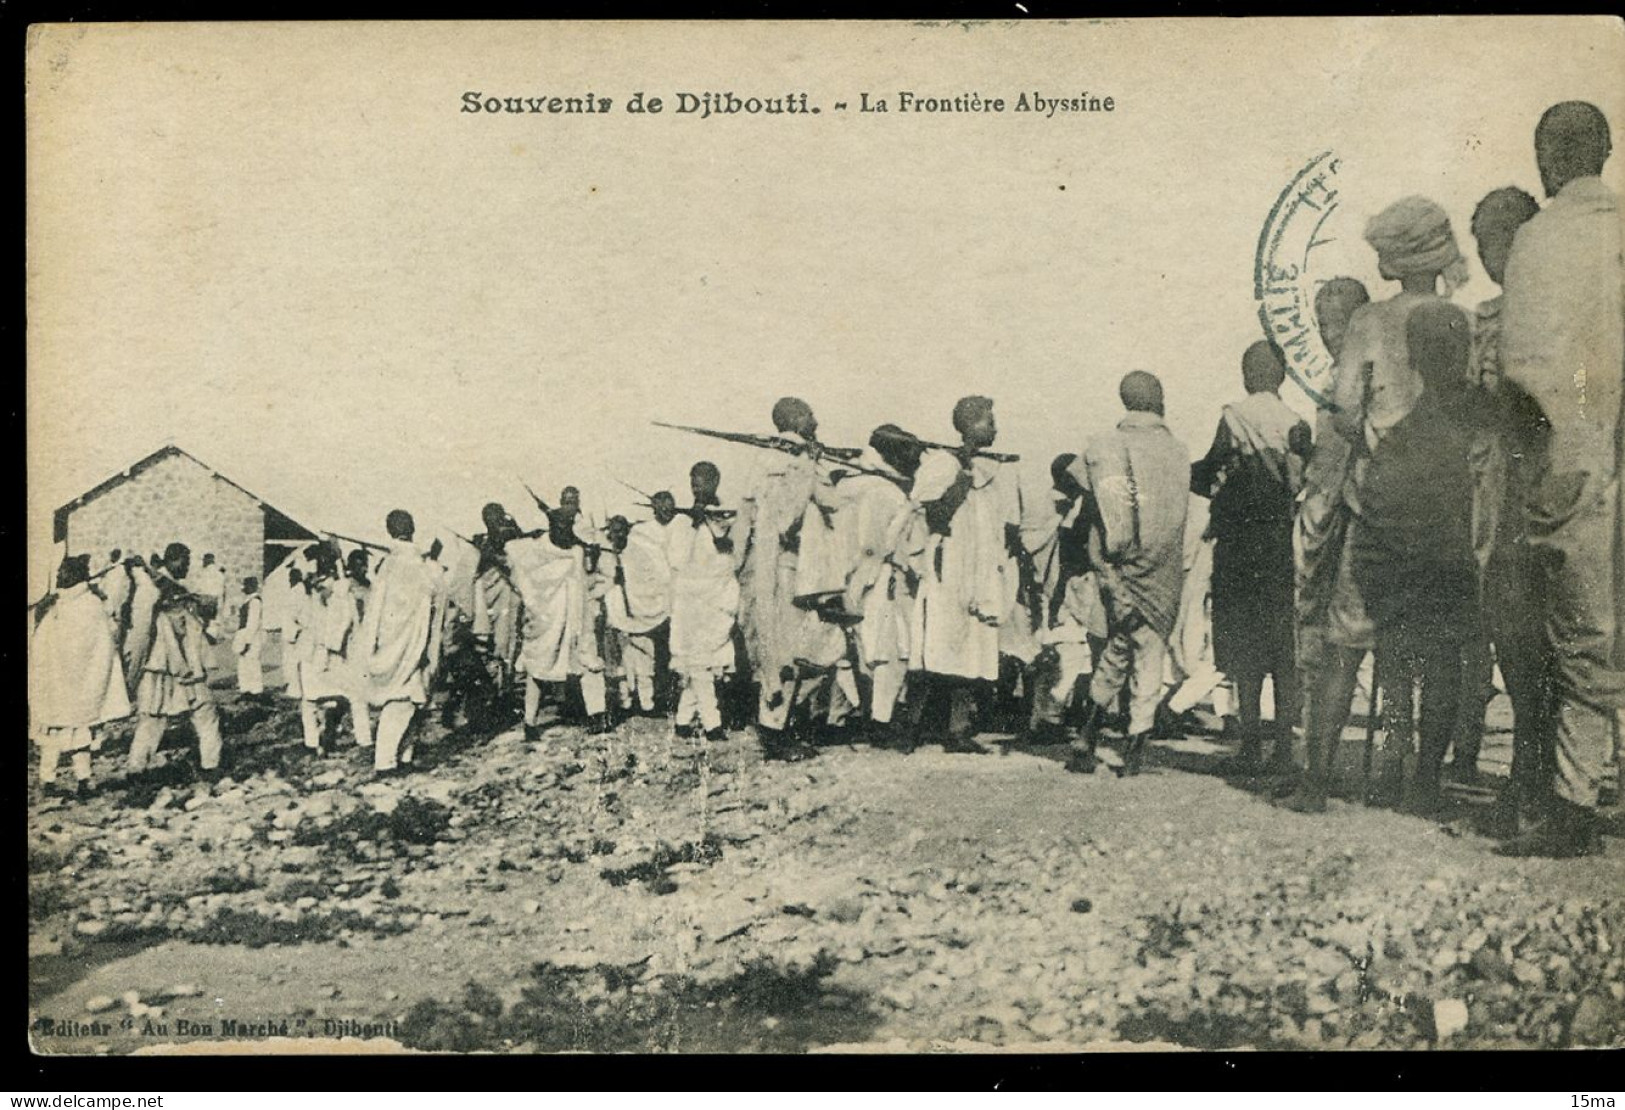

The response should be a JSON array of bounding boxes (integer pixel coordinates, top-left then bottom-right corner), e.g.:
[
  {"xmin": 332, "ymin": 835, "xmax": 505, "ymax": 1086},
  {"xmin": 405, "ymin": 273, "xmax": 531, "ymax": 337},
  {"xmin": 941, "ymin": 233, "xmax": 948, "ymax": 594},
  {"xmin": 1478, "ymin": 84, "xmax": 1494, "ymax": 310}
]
[
  {"xmin": 734, "ymin": 397, "xmax": 842, "ymax": 758},
  {"xmin": 1451, "ymin": 186, "xmax": 1544, "ymax": 816},
  {"xmin": 1497, "ymin": 101, "xmax": 1623, "ymax": 855},
  {"xmin": 1190, "ymin": 340, "xmax": 1312, "ymax": 773},
  {"xmin": 1066, "ymin": 373, "xmax": 1191, "ymax": 775},
  {"xmin": 470, "ymin": 501, "xmax": 525, "ymax": 704},
  {"xmin": 127, "ymin": 542, "xmax": 225, "ymax": 780},
  {"xmin": 908, "ymin": 395, "xmax": 1024, "ymax": 751},
  {"xmin": 357, "ymin": 510, "xmax": 449, "ymax": 775}
]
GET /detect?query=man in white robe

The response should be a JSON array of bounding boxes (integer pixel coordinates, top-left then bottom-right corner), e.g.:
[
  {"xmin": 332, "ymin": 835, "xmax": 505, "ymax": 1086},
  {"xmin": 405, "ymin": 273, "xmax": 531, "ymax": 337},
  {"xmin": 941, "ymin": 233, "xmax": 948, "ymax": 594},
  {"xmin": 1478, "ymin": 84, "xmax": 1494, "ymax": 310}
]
[
  {"xmin": 470, "ymin": 502, "xmax": 525, "ymax": 699},
  {"xmin": 826, "ymin": 427, "xmax": 924, "ymax": 740},
  {"xmin": 30, "ymin": 555, "xmax": 131, "ymax": 797},
  {"xmin": 100, "ymin": 549, "xmax": 133, "ymax": 657},
  {"xmin": 667, "ymin": 462, "xmax": 741, "ymax": 740},
  {"xmin": 734, "ymin": 398, "xmax": 843, "ymax": 753},
  {"xmin": 603, "ymin": 515, "xmax": 671, "ymax": 716},
  {"xmin": 908, "ymin": 396, "xmax": 1022, "ymax": 751},
  {"xmin": 233, "ymin": 575, "xmax": 266, "ymax": 696},
  {"xmin": 507, "ymin": 510, "xmax": 608, "ymax": 740},
  {"xmin": 357, "ymin": 512, "xmax": 448, "ymax": 774},
  {"xmin": 289, "ymin": 544, "xmax": 362, "ymax": 755}
]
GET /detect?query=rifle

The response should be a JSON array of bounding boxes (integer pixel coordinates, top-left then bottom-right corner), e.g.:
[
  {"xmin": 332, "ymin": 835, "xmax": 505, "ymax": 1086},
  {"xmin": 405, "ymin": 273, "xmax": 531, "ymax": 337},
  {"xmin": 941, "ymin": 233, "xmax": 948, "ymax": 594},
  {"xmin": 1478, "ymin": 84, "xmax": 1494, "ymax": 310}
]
[
  {"xmin": 654, "ymin": 422, "xmax": 908, "ymax": 490},
  {"xmin": 520, "ymin": 479, "xmax": 554, "ymax": 518},
  {"xmin": 26, "ymin": 561, "xmax": 122, "ymax": 611},
  {"xmin": 1011, "ymin": 485, "xmax": 1044, "ymax": 632},
  {"xmin": 871, "ymin": 426, "xmax": 1020, "ymax": 464},
  {"xmin": 652, "ymin": 421, "xmax": 863, "ymax": 461},
  {"xmin": 321, "ymin": 528, "xmax": 389, "ymax": 553}
]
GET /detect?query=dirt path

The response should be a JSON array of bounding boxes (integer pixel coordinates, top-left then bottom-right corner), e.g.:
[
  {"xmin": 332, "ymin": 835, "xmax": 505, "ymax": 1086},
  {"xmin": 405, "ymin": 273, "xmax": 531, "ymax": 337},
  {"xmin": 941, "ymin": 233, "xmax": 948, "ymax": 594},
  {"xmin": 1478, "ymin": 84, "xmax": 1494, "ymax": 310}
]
[{"xmin": 28, "ymin": 695, "xmax": 1625, "ymax": 1054}]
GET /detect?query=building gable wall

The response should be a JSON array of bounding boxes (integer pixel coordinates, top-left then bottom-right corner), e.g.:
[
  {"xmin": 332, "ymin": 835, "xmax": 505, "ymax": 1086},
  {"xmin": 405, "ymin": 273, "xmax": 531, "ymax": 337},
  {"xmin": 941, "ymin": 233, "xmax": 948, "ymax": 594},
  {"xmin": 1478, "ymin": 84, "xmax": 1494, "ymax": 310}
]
[{"xmin": 64, "ymin": 451, "xmax": 263, "ymax": 619}]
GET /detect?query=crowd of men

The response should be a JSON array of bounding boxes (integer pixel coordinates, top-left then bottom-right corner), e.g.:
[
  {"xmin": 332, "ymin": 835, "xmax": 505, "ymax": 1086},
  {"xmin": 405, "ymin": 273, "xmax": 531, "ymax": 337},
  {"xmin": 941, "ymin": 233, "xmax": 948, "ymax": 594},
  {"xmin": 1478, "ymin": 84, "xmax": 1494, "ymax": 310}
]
[{"xmin": 28, "ymin": 101, "xmax": 1622, "ymax": 860}]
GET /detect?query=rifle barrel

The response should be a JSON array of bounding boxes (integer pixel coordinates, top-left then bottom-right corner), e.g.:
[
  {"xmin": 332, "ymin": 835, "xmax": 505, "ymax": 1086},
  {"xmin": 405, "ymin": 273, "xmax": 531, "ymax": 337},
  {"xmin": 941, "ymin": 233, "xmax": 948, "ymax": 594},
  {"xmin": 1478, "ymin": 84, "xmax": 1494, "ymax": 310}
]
[
  {"xmin": 871, "ymin": 427, "xmax": 1019, "ymax": 464},
  {"xmin": 653, "ymin": 421, "xmax": 862, "ymax": 461}
]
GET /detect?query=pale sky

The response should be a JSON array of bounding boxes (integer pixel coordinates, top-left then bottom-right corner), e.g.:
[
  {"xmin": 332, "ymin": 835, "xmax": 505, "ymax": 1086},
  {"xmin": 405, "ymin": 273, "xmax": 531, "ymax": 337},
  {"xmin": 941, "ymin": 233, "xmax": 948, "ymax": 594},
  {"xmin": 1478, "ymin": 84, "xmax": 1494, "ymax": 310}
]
[{"xmin": 26, "ymin": 18, "xmax": 1625, "ymax": 598}]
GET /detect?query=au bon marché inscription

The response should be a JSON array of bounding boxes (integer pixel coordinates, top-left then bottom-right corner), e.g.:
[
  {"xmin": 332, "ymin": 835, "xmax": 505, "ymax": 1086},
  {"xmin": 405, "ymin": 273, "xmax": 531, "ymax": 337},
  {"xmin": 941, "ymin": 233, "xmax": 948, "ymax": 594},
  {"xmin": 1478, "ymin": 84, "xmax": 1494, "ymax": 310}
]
[{"xmin": 459, "ymin": 89, "xmax": 1117, "ymax": 119}]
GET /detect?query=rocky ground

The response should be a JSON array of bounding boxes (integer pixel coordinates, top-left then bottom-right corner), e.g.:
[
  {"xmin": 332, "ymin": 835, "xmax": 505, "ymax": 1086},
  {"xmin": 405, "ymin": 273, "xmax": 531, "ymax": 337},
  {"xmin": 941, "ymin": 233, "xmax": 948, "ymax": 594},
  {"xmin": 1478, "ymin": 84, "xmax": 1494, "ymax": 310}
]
[{"xmin": 27, "ymin": 681, "xmax": 1625, "ymax": 1055}]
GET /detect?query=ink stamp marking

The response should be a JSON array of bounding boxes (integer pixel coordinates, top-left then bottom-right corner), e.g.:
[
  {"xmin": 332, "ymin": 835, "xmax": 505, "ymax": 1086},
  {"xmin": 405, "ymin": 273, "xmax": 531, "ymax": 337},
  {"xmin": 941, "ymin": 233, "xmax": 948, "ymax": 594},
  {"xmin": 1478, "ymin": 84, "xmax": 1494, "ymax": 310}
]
[{"xmin": 1254, "ymin": 151, "xmax": 1346, "ymax": 411}]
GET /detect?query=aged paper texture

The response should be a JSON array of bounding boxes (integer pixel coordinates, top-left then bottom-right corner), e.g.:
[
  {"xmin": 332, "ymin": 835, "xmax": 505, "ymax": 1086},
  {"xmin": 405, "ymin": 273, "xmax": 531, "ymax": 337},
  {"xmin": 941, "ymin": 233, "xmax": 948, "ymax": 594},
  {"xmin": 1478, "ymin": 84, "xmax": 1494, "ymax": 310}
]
[{"xmin": 26, "ymin": 19, "xmax": 1625, "ymax": 1055}]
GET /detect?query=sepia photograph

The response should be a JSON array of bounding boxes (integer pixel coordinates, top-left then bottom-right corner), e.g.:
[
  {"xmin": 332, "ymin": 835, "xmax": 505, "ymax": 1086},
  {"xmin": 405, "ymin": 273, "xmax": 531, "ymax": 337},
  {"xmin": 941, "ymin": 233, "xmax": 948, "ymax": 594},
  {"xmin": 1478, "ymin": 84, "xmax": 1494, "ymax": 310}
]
[{"xmin": 23, "ymin": 17, "xmax": 1625, "ymax": 1057}]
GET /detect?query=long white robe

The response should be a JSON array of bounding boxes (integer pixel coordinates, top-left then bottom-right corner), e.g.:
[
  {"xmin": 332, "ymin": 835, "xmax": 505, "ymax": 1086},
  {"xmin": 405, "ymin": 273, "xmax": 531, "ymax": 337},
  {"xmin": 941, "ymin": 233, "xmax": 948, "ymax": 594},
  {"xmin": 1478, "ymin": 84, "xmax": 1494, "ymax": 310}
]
[
  {"xmin": 357, "ymin": 541, "xmax": 447, "ymax": 706},
  {"xmin": 835, "ymin": 461, "xmax": 916, "ymax": 671},
  {"xmin": 668, "ymin": 516, "xmax": 740, "ymax": 675},
  {"xmin": 507, "ymin": 536, "xmax": 596, "ymax": 682},
  {"xmin": 233, "ymin": 594, "xmax": 265, "ymax": 694},
  {"xmin": 909, "ymin": 452, "xmax": 1020, "ymax": 681},
  {"xmin": 30, "ymin": 583, "xmax": 132, "ymax": 743},
  {"xmin": 289, "ymin": 578, "xmax": 358, "ymax": 702},
  {"xmin": 736, "ymin": 453, "xmax": 842, "ymax": 681}
]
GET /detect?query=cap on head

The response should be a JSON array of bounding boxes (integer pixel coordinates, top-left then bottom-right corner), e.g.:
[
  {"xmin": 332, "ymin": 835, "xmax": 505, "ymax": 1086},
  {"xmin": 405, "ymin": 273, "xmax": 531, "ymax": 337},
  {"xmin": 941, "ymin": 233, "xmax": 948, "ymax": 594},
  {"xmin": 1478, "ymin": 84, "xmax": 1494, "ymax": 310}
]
[
  {"xmin": 1535, "ymin": 101, "xmax": 1612, "ymax": 193},
  {"xmin": 346, "ymin": 549, "xmax": 370, "ymax": 576},
  {"xmin": 1406, "ymin": 301, "xmax": 1471, "ymax": 395},
  {"xmin": 163, "ymin": 541, "xmax": 191, "ymax": 565},
  {"xmin": 385, "ymin": 510, "xmax": 415, "ymax": 541},
  {"xmin": 1241, "ymin": 340, "xmax": 1287, "ymax": 394},
  {"xmin": 689, "ymin": 461, "xmax": 720, "ymax": 484},
  {"xmin": 1363, "ymin": 195, "xmax": 1468, "ymax": 291},
  {"xmin": 1119, "ymin": 371, "xmax": 1164, "ymax": 415}
]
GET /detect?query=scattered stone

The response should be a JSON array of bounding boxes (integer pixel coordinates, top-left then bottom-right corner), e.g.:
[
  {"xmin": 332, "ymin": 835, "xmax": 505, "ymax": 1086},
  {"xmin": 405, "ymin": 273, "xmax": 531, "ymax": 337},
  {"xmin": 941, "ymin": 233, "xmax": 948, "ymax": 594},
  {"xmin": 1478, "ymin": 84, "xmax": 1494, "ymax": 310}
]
[
  {"xmin": 1070, "ymin": 898, "xmax": 1093, "ymax": 914},
  {"xmin": 84, "ymin": 996, "xmax": 117, "ymax": 1014},
  {"xmin": 521, "ymin": 900, "xmax": 541, "ymax": 915},
  {"xmin": 1430, "ymin": 998, "xmax": 1470, "ymax": 1041}
]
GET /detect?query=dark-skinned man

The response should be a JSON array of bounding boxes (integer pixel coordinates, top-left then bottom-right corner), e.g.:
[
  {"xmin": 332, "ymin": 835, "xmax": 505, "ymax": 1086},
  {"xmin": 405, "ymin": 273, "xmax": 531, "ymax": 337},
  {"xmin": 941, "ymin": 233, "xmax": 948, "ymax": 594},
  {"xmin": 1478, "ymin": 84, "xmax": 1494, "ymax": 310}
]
[
  {"xmin": 1067, "ymin": 373, "xmax": 1191, "ymax": 777},
  {"xmin": 908, "ymin": 395, "xmax": 1023, "ymax": 753}
]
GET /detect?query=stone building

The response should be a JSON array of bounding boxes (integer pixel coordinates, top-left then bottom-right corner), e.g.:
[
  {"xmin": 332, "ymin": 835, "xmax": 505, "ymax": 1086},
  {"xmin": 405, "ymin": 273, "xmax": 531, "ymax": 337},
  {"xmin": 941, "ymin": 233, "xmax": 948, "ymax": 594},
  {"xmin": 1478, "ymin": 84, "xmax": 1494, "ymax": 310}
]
[{"xmin": 52, "ymin": 444, "xmax": 323, "ymax": 622}]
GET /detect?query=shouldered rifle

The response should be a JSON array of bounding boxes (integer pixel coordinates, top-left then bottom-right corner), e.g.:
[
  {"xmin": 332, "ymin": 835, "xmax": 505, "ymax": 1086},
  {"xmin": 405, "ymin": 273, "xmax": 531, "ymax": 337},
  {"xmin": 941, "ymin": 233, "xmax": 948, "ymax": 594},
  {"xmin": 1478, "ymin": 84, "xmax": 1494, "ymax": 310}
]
[
  {"xmin": 322, "ymin": 529, "xmax": 389, "ymax": 553},
  {"xmin": 26, "ymin": 561, "xmax": 127, "ymax": 611},
  {"xmin": 652, "ymin": 421, "xmax": 862, "ymax": 461},
  {"xmin": 654, "ymin": 421, "xmax": 908, "ymax": 490},
  {"xmin": 873, "ymin": 427, "xmax": 1020, "ymax": 464},
  {"xmin": 520, "ymin": 479, "xmax": 554, "ymax": 518}
]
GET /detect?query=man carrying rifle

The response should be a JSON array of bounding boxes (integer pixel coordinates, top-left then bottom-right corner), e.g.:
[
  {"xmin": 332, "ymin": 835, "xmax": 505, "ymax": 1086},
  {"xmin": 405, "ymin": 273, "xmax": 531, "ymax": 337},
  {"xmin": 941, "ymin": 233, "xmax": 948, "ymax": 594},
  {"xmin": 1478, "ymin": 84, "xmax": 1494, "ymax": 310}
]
[
  {"xmin": 470, "ymin": 502, "xmax": 525, "ymax": 701},
  {"xmin": 602, "ymin": 514, "xmax": 671, "ymax": 717},
  {"xmin": 1066, "ymin": 372, "xmax": 1191, "ymax": 777},
  {"xmin": 907, "ymin": 396, "xmax": 1023, "ymax": 753},
  {"xmin": 734, "ymin": 397, "xmax": 845, "ymax": 758},
  {"xmin": 828, "ymin": 425, "xmax": 927, "ymax": 745},
  {"xmin": 126, "ymin": 542, "xmax": 225, "ymax": 781},
  {"xmin": 507, "ymin": 507, "xmax": 611, "ymax": 739},
  {"xmin": 667, "ymin": 462, "xmax": 742, "ymax": 740}
]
